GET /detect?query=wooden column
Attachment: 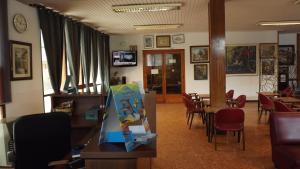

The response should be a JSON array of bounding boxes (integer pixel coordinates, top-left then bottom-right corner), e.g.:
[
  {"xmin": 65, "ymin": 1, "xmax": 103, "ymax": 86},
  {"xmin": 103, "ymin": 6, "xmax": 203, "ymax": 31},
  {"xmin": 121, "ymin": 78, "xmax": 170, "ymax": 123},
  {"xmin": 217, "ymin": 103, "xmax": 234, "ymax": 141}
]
[
  {"xmin": 297, "ymin": 34, "xmax": 300, "ymax": 86},
  {"xmin": 0, "ymin": 0, "xmax": 11, "ymax": 103},
  {"xmin": 209, "ymin": 0, "xmax": 226, "ymax": 106}
]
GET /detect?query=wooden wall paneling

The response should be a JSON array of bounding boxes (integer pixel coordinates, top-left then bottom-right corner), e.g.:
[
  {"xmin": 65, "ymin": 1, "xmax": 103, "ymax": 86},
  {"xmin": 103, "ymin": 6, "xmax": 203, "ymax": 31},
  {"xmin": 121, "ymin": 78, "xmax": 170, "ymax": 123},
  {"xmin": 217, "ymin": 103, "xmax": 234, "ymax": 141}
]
[
  {"xmin": 0, "ymin": 0, "xmax": 11, "ymax": 103},
  {"xmin": 208, "ymin": 0, "xmax": 226, "ymax": 106}
]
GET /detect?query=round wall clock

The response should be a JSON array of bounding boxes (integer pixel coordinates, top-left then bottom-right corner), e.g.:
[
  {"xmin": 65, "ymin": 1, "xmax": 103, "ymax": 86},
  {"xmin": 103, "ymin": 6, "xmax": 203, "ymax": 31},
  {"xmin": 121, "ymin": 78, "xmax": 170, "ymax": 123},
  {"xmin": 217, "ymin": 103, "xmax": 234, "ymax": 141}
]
[{"xmin": 13, "ymin": 14, "xmax": 27, "ymax": 33}]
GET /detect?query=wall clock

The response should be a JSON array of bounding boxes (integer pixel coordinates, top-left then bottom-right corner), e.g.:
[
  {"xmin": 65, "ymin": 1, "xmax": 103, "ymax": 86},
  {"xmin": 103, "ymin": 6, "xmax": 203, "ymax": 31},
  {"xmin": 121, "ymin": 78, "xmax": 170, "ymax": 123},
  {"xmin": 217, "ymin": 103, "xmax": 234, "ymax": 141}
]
[{"xmin": 13, "ymin": 14, "xmax": 27, "ymax": 33}]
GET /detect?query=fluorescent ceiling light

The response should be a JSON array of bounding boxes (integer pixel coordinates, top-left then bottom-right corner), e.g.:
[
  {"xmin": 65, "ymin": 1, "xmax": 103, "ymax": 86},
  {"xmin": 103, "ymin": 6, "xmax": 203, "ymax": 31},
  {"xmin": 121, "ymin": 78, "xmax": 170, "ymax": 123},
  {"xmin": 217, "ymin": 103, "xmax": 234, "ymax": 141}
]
[
  {"xmin": 112, "ymin": 3, "xmax": 182, "ymax": 13},
  {"xmin": 257, "ymin": 21, "xmax": 300, "ymax": 26},
  {"xmin": 134, "ymin": 24, "xmax": 182, "ymax": 30}
]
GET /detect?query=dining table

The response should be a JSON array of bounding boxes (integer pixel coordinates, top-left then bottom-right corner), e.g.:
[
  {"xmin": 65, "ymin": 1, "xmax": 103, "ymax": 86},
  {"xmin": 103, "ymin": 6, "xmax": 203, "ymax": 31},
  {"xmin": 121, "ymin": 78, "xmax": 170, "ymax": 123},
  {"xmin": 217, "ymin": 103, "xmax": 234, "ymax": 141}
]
[{"xmin": 275, "ymin": 96, "xmax": 300, "ymax": 105}]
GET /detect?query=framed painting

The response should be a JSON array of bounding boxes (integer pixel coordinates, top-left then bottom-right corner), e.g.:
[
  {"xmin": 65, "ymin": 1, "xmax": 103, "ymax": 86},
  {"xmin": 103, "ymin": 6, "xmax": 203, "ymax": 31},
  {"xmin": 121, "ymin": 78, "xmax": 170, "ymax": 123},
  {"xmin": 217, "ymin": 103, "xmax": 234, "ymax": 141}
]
[
  {"xmin": 144, "ymin": 35, "xmax": 154, "ymax": 49},
  {"xmin": 172, "ymin": 34, "xmax": 185, "ymax": 44},
  {"xmin": 261, "ymin": 59, "xmax": 274, "ymax": 75},
  {"xmin": 278, "ymin": 45, "xmax": 294, "ymax": 65},
  {"xmin": 156, "ymin": 35, "xmax": 171, "ymax": 48},
  {"xmin": 190, "ymin": 46, "xmax": 209, "ymax": 63},
  {"xmin": 10, "ymin": 40, "xmax": 32, "ymax": 80},
  {"xmin": 226, "ymin": 45, "xmax": 257, "ymax": 75},
  {"xmin": 260, "ymin": 43, "xmax": 277, "ymax": 58},
  {"xmin": 194, "ymin": 64, "xmax": 208, "ymax": 80}
]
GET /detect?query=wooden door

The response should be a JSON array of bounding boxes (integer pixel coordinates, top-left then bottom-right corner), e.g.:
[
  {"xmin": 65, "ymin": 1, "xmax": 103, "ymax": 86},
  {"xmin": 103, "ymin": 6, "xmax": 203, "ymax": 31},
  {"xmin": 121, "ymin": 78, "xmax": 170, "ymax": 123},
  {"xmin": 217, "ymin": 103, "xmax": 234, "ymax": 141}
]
[{"xmin": 143, "ymin": 49, "xmax": 185, "ymax": 103}]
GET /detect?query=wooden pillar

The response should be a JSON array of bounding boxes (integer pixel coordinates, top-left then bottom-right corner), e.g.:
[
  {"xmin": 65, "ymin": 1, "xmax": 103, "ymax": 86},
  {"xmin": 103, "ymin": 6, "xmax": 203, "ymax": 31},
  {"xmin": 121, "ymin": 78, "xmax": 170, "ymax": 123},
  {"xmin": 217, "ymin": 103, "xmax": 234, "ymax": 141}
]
[
  {"xmin": 0, "ymin": 0, "xmax": 11, "ymax": 103},
  {"xmin": 297, "ymin": 34, "xmax": 300, "ymax": 86},
  {"xmin": 209, "ymin": 0, "xmax": 226, "ymax": 106}
]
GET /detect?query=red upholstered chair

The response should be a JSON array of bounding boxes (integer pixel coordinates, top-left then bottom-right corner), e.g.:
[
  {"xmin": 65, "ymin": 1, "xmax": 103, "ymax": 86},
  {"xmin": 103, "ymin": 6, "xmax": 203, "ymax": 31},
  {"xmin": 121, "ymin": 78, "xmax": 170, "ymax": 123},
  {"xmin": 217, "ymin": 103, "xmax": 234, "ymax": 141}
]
[
  {"xmin": 184, "ymin": 97, "xmax": 205, "ymax": 129},
  {"xmin": 274, "ymin": 100, "xmax": 293, "ymax": 112},
  {"xmin": 258, "ymin": 93, "xmax": 274, "ymax": 123},
  {"xmin": 225, "ymin": 90, "xmax": 234, "ymax": 101},
  {"xmin": 280, "ymin": 86, "xmax": 293, "ymax": 97},
  {"xmin": 231, "ymin": 95, "xmax": 246, "ymax": 108},
  {"xmin": 214, "ymin": 108, "xmax": 245, "ymax": 150}
]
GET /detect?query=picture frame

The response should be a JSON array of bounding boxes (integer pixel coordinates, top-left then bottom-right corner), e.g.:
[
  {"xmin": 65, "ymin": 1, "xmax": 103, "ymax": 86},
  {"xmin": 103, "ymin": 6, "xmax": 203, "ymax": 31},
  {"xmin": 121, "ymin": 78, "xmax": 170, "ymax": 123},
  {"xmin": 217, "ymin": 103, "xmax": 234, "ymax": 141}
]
[
  {"xmin": 260, "ymin": 43, "xmax": 277, "ymax": 58},
  {"xmin": 10, "ymin": 40, "xmax": 32, "ymax": 80},
  {"xmin": 172, "ymin": 34, "xmax": 185, "ymax": 44},
  {"xmin": 156, "ymin": 35, "xmax": 171, "ymax": 48},
  {"xmin": 261, "ymin": 59, "xmax": 275, "ymax": 75},
  {"xmin": 278, "ymin": 45, "xmax": 294, "ymax": 65},
  {"xmin": 190, "ymin": 46, "xmax": 209, "ymax": 63},
  {"xmin": 226, "ymin": 45, "xmax": 257, "ymax": 75},
  {"xmin": 194, "ymin": 64, "xmax": 208, "ymax": 80},
  {"xmin": 144, "ymin": 35, "xmax": 154, "ymax": 49}
]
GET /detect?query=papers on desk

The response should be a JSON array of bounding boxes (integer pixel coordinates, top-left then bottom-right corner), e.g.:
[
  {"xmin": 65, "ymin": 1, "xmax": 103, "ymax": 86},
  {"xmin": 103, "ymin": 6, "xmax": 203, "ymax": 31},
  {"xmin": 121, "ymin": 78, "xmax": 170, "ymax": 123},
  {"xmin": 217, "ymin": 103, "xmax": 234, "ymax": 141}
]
[{"xmin": 99, "ymin": 83, "xmax": 156, "ymax": 152}]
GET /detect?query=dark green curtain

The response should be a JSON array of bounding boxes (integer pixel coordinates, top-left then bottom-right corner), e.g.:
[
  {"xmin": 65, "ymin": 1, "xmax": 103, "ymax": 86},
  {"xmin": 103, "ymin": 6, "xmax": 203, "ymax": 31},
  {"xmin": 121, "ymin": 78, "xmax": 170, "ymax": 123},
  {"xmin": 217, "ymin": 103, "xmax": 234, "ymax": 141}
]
[
  {"xmin": 101, "ymin": 34, "xmax": 110, "ymax": 93},
  {"xmin": 64, "ymin": 19, "xmax": 81, "ymax": 92},
  {"xmin": 38, "ymin": 7, "xmax": 64, "ymax": 93},
  {"xmin": 80, "ymin": 25, "xmax": 92, "ymax": 93},
  {"xmin": 91, "ymin": 30, "xmax": 98, "ymax": 92},
  {"xmin": 0, "ymin": 0, "xmax": 11, "ymax": 103}
]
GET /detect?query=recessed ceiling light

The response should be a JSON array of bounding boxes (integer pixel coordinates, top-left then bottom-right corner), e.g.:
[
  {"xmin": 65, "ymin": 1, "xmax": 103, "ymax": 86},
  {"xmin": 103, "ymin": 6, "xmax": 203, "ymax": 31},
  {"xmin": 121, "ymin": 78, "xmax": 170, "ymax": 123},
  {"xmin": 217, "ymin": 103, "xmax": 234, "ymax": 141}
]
[
  {"xmin": 112, "ymin": 3, "xmax": 182, "ymax": 13},
  {"xmin": 134, "ymin": 24, "xmax": 182, "ymax": 30},
  {"xmin": 257, "ymin": 21, "xmax": 300, "ymax": 26}
]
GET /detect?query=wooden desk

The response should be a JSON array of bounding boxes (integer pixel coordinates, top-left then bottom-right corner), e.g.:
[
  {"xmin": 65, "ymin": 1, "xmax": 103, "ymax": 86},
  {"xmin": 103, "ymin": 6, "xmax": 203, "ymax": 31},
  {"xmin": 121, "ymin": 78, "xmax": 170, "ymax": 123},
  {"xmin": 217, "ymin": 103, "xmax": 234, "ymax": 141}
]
[
  {"xmin": 81, "ymin": 132, "xmax": 156, "ymax": 169},
  {"xmin": 204, "ymin": 104, "xmax": 228, "ymax": 142}
]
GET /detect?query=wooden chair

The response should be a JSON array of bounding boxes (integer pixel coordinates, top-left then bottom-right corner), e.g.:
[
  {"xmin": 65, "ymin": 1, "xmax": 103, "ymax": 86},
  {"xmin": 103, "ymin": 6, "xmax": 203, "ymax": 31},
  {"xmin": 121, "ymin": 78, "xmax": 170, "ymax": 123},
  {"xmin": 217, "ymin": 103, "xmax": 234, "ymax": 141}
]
[
  {"xmin": 184, "ymin": 97, "xmax": 205, "ymax": 129},
  {"xmin": 258, "ymin": 93, "xmax": 274, "ymax": 123},
  {"xmin": 230, "ymin": 95, "xmax": 246, "ymax": 108}
]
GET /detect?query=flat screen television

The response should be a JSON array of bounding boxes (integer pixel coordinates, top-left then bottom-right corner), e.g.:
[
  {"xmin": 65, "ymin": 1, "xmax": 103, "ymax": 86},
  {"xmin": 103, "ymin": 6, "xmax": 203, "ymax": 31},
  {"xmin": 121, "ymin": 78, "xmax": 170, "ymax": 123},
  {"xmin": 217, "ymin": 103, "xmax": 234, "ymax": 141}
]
[{"xmin": 112, "ymin": 51, "xmax": 137, "ymax": 67}]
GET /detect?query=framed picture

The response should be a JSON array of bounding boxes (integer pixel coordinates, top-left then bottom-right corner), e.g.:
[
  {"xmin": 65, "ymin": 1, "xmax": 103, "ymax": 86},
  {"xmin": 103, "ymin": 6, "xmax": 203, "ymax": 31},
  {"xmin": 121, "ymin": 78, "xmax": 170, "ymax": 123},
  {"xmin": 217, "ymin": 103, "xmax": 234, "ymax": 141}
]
[
  {"xmin": 144, "ymin": 35, "xmax": 154, "ymax": 49},
  {"xmin": 278, "ymin": 45, "xmax": 294, "ymax": 65},
  {"xmin": 10, "ymin": 40, "xmax": 32, "ymax": 80},
  {"xmin": 261, "ymin": 59, "xmax": 274, "ymax": 75},
  {"xmin": 226, "ymin": 45, "xmax": 257, "ymax": 75},
  {"xmin": 194, "ymin": 64, "xmax": 208, "ymax": 80},
  {"xmin": 156, "ymin": 35, "xmax": 171, "ymax": 48},
  {"xmin": 172, "ymin": 34, "xmax": 185, "ymax": 44},
  {"xmin": 190, "ymin": 46, "xmax": 209, "ymax": 63},
  {"xmin": 260, "ymin": 43, "xmax": 277, "ymax": 58}
]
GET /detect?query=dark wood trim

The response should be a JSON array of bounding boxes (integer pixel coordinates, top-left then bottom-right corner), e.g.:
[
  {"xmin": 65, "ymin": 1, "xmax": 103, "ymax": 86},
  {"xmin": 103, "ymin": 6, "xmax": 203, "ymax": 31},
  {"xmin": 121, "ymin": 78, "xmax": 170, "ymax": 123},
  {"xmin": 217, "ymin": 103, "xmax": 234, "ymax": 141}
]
[
  {"xmin": 208, "ymin": 0, "xmax": 226, "ymax": 106},
  {"xmin": 0, "ymin": 0, "xmax": 11, "ymax": 103},
  {"xmin": 297, "ymin": 34, "xmax": 300, "ymax": 85}
]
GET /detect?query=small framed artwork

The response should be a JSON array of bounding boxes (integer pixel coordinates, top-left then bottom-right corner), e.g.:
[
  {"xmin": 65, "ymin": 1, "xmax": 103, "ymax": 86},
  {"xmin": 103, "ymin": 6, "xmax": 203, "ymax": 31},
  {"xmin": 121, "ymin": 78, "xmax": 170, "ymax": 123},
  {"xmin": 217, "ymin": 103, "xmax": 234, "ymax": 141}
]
[
  {"xmin": 278, "ymin": 45, "xmax": 294, "ymax": 65},
  {"xmin": 190, "ymin": 46, "xmax": 209, "ymax": 63},
  {"xmin": 260, "ymin": 43, "xmax": 277, "ymax": 58},
  {"xmin": 144, "ymin": 35, "xmax": 154, "ymax": 49},
  {"xmin": 156, "ymin": 35, "xmax": 171, "ymax": 48},
  {"xmin": 10, "ymin": 40, "xmax": 32, "ymax": 80},
  {"xmin": 194, "ymin": 64, "xmax": 208, "ymax": 80},
  {"xmin": 172, "ymin": 34, "xmax": 185, "ymax": 44},
  {"xmin": 261, "ymin": 59, "xmax": 274, "ymax": 75}
]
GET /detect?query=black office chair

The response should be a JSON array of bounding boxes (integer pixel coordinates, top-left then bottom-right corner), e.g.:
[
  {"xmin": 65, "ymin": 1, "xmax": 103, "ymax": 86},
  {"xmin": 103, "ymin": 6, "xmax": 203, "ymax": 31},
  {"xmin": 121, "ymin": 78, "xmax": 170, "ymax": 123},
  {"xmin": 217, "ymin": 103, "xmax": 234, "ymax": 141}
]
[{"xmin": 13, "ymin": 112, "xmax": 82, "ymax": 169}]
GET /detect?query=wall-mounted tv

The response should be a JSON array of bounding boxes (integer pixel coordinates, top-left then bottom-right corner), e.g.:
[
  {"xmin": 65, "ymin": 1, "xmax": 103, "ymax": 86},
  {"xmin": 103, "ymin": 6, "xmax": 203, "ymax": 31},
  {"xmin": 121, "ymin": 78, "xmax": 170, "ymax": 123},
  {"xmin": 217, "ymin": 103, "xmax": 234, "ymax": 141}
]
[{"xmin": 112, "ymin": 51, "xmax": 137, "ymax": 67}]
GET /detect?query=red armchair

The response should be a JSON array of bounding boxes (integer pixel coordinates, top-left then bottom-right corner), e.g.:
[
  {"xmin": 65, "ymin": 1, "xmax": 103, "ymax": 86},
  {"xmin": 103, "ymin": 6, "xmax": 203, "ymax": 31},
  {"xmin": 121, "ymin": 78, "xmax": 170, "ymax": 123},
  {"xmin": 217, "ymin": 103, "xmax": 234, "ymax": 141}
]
[
  {"xmin": 230, "ymin": 95, "xmax": 246, "ymax": 108},
  {"xmin": 184, "ymin": 97, "xmax": 205, "ymax": 129},
  {"xmin": 280, "ymin": 86, "xmax": 294, "ymax": 97},
  {"xmin": 270, "ymin": 112, "xmax": 300, "ymax": 169},
  {"xmin": 214, "ymin": 108, "xmax": 245, "ymax": 150},
  {"xmin": 274, "ymin": 100, "xmax": 293, "ymax": 112},
  {"xmin": 258, "ymin": 93, "xmax": 274, "ymax": 123}
]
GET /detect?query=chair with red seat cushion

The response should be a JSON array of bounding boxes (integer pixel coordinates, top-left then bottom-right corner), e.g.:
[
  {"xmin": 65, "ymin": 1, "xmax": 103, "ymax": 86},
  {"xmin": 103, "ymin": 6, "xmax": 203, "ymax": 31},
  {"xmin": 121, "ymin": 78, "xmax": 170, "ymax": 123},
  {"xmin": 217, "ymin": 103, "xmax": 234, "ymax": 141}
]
[
  {"xmin": 214, "ymin": 108, "xmax": 245, "ymax": 150},
  {"xmin": 274, "ymin": 100, "xmax": 293, "ymax": 112},
  {"xmin": 184, "ymin": 97, "xmax": 205, "ymax": 129},
  {"xmin": 280, "ymin": 86, "xmax": 294, "ymax": 97},
  {"xmin": 225, "ymin": 90, "xmax": 234, "ymax": 101},
  {"xmin": 258, "ymin": 93, "xmax": 274, "ymax": 123},
  {"xmin": 231, "ymin": 95, "xmax": 246, "ymax": 108}
]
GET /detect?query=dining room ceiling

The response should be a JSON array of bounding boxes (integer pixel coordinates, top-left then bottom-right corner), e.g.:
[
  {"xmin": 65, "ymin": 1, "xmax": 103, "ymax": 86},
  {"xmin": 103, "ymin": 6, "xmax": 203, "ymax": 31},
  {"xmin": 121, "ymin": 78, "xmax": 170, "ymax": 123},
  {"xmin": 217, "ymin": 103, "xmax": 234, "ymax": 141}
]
[{"xmin": 17, "ymin": 0, "xmax": 300, "ymax": 34}]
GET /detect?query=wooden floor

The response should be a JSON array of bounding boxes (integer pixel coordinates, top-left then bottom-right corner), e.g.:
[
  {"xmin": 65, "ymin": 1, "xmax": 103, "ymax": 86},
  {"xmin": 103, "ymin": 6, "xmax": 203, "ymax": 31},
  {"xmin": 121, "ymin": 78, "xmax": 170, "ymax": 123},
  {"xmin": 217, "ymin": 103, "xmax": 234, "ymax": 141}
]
[{"xmin": 152, "ymin": 102, "xmax": 274, "ymax": 169}]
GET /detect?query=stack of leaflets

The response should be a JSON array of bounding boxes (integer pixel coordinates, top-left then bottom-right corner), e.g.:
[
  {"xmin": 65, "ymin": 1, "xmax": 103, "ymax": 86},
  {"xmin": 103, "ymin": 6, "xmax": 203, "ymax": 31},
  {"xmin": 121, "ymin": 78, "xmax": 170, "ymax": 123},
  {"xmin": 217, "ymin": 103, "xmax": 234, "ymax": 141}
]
[{"xmin": 99, "ymin": 83, "xmax": 156, "ymax": 152}]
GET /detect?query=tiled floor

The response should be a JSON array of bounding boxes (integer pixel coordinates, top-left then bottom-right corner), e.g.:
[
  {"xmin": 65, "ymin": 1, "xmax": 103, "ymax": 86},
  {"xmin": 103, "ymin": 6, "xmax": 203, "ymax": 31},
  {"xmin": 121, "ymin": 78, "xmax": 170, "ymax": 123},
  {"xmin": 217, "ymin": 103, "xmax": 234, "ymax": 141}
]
[{"xmin": 152, "ymin": 102, "xmax": 274, "ymax": 169}]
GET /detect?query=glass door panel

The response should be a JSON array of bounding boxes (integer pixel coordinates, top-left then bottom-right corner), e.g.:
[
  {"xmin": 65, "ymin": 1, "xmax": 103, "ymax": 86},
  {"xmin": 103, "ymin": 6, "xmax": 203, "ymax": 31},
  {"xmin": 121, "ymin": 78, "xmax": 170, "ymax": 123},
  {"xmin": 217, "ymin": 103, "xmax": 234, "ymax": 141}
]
[
  {"xmin": 145, "ymin": 54, "xmax": 163, "ymax": 94},
  {"xmin": 165, "ymin": 54, "xmax": 182, "ymax": 94}
]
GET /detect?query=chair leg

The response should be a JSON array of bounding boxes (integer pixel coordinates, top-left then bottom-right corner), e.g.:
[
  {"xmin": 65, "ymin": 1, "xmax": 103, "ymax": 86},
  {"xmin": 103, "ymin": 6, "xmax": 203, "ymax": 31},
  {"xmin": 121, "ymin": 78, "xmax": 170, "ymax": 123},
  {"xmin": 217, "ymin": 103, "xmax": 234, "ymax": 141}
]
[
  {"xmin": 238, "ymin": 131, "xmax": 241, "ymax": 143},
  {"xmin": 189, "ymin": 113, "xmax": 194, "ymax": 129},
  {"xmin": 242, "ymin": 129, "xmax": 245, "ymax": 151},
  {"xmin": 214, "ymin": 128, "xmax": 217, "ymax": 150},
  {"xmin": 187, "ymin": 112, "xmax": 191, "ymax": 125},
  {"xmin": 258, "ymin": 108, "xmax": 263, "ymax": 123}
]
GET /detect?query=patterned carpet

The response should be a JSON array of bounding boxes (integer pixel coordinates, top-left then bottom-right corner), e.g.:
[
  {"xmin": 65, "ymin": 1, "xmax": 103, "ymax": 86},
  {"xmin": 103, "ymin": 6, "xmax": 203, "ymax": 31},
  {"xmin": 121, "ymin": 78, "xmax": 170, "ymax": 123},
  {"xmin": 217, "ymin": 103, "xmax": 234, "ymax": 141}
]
[{"xmin": 151, "ymin": 102, "xmax": 274, "ymax": 169}]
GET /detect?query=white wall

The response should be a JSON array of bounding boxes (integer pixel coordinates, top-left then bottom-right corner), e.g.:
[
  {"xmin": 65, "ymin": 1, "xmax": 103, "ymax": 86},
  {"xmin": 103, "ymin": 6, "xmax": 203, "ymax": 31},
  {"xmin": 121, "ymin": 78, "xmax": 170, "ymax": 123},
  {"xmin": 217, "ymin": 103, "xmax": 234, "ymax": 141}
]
[
  {"xmin": 110, "ymin": 31, "xmax": 278, "ymax": 100},
  {"xmin": 6, "ymin": 0, "xmax": 43, "ymax": 117}
]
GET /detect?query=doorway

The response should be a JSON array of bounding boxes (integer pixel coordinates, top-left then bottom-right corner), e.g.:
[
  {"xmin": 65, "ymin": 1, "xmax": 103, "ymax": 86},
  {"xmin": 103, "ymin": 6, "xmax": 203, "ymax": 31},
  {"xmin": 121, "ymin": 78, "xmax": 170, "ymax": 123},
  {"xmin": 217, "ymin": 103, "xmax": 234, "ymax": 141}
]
[{"xmin": 143, "ymin": 49, "xmax": 185, "ymax": 103}]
